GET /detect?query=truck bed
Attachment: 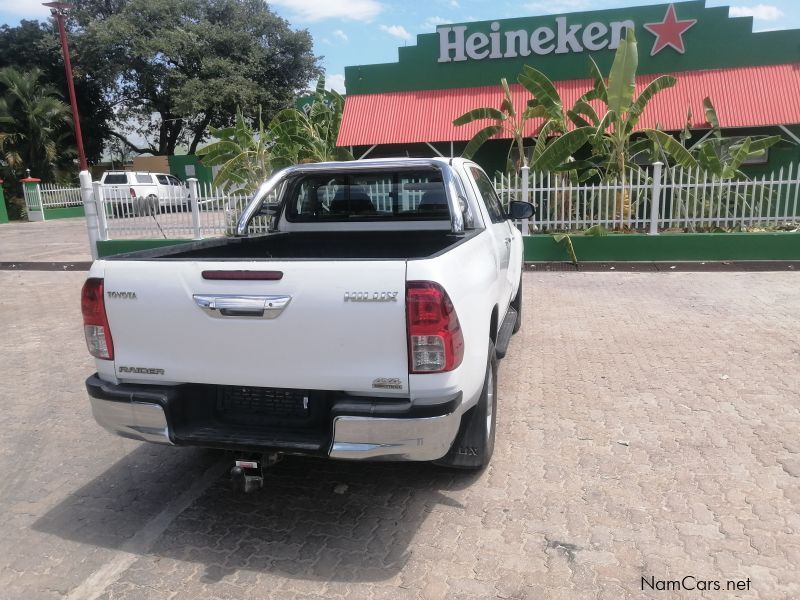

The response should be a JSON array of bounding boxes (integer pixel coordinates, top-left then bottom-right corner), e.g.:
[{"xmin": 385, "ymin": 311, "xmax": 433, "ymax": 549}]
[{"xmin": 108, "ymin": 230, "xmax": 478, "ymax": 261}]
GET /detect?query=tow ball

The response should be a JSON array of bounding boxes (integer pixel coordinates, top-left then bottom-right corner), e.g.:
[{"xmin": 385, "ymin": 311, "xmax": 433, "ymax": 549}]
[{"xmin": 230, "ymin": 453, "xmax": 281, "ymax": 493}]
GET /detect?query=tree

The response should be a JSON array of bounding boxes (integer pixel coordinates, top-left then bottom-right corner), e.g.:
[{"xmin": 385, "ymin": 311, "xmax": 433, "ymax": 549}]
[
  {"xmin": 269, "ymin": 76, "xmax": 353, "ymax": 168},
  {"xmin": 74, "ymin": 0, "xmax": 321, "ymax": 155},
  {"xmin": 197, "ymin": 76, "xmax": 352, "ymax": 191},
  {"xmin": 0, "ymin": 19, "xmax": 112, "ymax": 165},
  {"xmin": 0, "ymin": 67, "xmax": 73, "ymax": 181}
]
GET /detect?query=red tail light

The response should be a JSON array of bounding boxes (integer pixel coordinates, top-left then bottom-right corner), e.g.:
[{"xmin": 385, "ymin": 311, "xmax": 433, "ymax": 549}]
[
  {"xmin": 406, "ymin": 281, "xmax": 464, "ymax": 373},
  {"xmin": 130, "ymin": 187, "xmax": 136, "ymax": 198},
  {"xmin": 81, "ymin": 278, "xmax": 114, "ymax": 360}
]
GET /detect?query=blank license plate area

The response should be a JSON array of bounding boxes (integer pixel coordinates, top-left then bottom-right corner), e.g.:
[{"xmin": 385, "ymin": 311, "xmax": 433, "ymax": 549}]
[{"xmin": 217, "ymin": 386, "xmax": 311, "ymax": 425}]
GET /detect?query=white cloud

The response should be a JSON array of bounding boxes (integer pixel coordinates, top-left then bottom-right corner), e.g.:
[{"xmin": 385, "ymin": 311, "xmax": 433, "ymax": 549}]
[
  {"xmin": 422, "ymin": 16, "xmax": 449, "ymax": 29},
  {"xmin": 523, "ymin": 0, "xmax": 591, "ymax": 14},
  {"xmin": 379, "ymin": 24, "xmax": 413, "ymax": 41},
  {"xmin": 325, "ymin": 73, "xmax": 346, "ymax": 94},
  {"xmin": 729, "ymin": 4, "xmax": 784, "ymax": 20},
  {"xmin": 0, "ymin": 0, "xmax": 51, "ymax": 19},
  {"xmin": 270, "ymin": 0, "xmax": 382, "ymax": 23},
  {"xmin": 333, "ymin": 29, "xmax": 348, "ymax": 42}
]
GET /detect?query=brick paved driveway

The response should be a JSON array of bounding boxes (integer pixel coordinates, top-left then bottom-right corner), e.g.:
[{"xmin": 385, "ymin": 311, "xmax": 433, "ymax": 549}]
[{"xmin": 0, "ymin": 270, "xmax": 798, "ymax": 599}]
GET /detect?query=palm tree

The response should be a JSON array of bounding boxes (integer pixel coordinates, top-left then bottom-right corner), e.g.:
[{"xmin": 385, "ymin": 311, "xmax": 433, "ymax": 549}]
[{"xmin": 0, "ymin": 67, "xmax": 73, "ymax": 180}]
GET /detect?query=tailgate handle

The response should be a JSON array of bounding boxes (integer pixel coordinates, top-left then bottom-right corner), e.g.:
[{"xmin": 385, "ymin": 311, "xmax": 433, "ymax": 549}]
[{"xmin": 193, "ymin": 294, "xmax": 291, "ymax": 319}]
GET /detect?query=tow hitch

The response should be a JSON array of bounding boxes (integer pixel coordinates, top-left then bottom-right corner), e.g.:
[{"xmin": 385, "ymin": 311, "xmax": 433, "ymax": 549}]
[{"xmin": 230, "ymin": 453, "xmax": 281, "ymax": 493}]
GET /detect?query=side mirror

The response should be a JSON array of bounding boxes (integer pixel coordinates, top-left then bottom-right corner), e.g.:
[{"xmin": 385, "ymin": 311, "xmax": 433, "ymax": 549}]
[{"xmin": 508, "ymin": 200, "xmax": 535, "ymax": 220}]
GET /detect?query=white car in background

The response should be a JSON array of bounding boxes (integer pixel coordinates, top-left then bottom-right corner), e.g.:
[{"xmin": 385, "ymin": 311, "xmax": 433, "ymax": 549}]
[{"xmin": 100, "ymin": 171, "xmax": 189, "ymax": 216}]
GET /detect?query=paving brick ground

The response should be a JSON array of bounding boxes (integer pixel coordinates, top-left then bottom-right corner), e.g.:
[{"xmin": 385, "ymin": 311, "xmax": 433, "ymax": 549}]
[
  {"xmin": 0, "ymin": 218, "xmax": 93, "ymax": 262},
  {"xmin": 1, "ymin": 270, "xmax": 798, "ymax": 599}
]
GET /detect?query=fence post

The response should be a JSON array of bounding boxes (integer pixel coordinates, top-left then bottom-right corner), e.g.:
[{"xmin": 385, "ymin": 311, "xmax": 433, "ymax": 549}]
[
  {"xmin": 21, "ymin": 177, "xmax": 44, "ymax": 221},
  {"xmin": 648, "ymin": 162, "xmax": 663, "ymax": 235},
  {"xmin": 188, "ymin": 178, "xmax": 201, "ymax": 239},
  {"xmin": 79, "ymin": 170, "xmax": 100, "ymax": 259},
  {"xmin": 520, "ymin": 164, "xmax": 530, "ymax": 234},
  {"xmin": 91, "ymin": 181, "xmax": 109, "ymax": 241}
]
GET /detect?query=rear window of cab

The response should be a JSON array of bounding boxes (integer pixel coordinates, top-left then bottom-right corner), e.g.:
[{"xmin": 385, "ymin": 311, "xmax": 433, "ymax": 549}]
[{"xmin": 284, "ymin": 170, "xmax": 449, "ymax": 222}]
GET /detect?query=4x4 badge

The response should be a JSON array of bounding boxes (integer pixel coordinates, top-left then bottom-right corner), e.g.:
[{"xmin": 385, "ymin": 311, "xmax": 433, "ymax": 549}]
[{"xmin": 372, "ymin": 377, "xmax": 403, "ymax": 390}]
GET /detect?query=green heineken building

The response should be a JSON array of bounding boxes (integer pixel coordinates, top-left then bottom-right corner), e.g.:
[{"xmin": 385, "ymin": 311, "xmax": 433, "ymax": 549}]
[{"xmin": 337, "ymin": 0, "xmax": 800, "ymax": 175}]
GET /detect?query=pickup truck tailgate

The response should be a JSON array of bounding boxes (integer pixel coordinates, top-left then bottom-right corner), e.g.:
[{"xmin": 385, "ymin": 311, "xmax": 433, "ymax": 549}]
[{"xmin": 103, "ymin": 260, "xmax": 409, "ymax": 393}]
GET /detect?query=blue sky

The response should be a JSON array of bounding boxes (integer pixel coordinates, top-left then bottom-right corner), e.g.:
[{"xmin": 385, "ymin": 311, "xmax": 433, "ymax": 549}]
[{"xmin": 2, "ymin": 0, "xmax": 798, "ymax": 93}]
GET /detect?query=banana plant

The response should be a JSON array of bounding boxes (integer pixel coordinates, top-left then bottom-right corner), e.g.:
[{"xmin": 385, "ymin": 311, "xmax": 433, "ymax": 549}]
[
  {"xmin": 269, "ymin": 75, "xmax": 353, "ymax": 168},
  {"xmin": 518, "ymin": 65, "xmax": 596, "ymax": 178},
  {"xmin": 566, "ymin": 28, "xmax": 683, "ymax": 226},
  {"xmin": 197, "ymin": 107, "xmax": 272, "ymax": 193},
  {"xmin": 693, "ymin": 98, "xmax": 780, "ymax": 178},
  {"xmin": 648, "ymin": 97, "xmax": 782, "ymax": 230},
  {"xmin": 453, "ymin": 69, "xmax": 595, "ymax": 177},
  {"xmin": 199, "ymin": 76, "xmax": 353, "ymax": 191},
  {"xmin": 579, "ymin": 29, "xmax": 686, "ymax": 184},
  {"xmin": 452, "ymin": 77, "xmax": 551, "ymax": 169}
]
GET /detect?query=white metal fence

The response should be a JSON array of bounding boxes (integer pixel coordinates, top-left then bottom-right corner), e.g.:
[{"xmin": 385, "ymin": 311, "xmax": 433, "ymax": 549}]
[
  {"xmin": 39, "ymin": 182, "xmax": 83, "ymax": 208},
  {"xmin": 495, "ymin": 162, "xmax": 800, "ymax": 232},
  {"xmin": 22, "ymin": 182, "xmax": 85, "ymax": 220},
  {"xmin": 96, "ymin": 180, "xmax": 271, "ymax": 239},
  {"xmin": 23, "ymin": 163, "xmax": 800, "ymax": 239},
  {"xmin": 24, "ymin": 177, "xmax": 271, "ymax": 238}
]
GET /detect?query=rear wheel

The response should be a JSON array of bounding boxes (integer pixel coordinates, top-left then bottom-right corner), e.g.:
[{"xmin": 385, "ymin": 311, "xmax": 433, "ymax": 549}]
[
  {"xmin": 435, "ymin": 342, "xmax": 497, "ymax": 470},
  {"xmin": 145, "ymin": 194, "xmax": 159, "ymax": 216}
]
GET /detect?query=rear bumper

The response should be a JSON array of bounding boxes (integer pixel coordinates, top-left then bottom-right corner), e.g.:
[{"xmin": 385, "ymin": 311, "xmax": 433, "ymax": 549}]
[
  {"xmin": 86, "ymin": 375, "xmax": 462, "ymax": 461},
  {"xmin": 88, "ymin": 377, "xmax": 174, "ymax": 444}
]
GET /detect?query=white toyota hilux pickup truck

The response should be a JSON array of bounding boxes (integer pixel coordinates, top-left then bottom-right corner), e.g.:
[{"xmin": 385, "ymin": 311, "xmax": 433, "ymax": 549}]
[{"xmin": 82, "ymin": 158, "xmax": 533, "ymax": 484}]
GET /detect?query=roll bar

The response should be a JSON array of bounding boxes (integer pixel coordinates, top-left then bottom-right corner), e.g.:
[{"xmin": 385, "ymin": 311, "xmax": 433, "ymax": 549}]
[{"xmin": 236, "ymin": 159, "xmax": 468, "ymax": 236}]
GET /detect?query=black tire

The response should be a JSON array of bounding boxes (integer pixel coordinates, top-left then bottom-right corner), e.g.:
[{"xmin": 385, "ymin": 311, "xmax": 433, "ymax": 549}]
[
  {"xmin": 145, "ymin": 195, "xmax": 159, "ymax": 216},
  {"xmin": 435, "ymin": 342, "xmax": 498, "ymax": 470},
  {"xmin": 511, "ymin": 274, "xmax": 523, "ymax": 334}
]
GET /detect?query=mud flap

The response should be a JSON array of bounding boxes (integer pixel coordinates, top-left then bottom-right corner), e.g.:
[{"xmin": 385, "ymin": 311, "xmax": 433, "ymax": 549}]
[{"xmin": 434, "ymin": 342, "xmax": 497, "ymax": 470}]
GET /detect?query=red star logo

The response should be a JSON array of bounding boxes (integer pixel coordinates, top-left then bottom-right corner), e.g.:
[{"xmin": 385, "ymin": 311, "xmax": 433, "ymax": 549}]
[{"xmin": 643, "ymin": 4, "xmax": 697, "ymax": 56}]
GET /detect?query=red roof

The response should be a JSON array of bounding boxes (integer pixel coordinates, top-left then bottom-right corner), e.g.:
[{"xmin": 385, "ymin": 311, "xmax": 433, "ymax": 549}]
[{"xmin": 338, "ymin": 63, "xmax": 800, "ymax": 146}]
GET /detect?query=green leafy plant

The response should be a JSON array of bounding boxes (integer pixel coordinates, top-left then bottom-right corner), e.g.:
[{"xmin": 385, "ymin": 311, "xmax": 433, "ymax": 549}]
[
  {"xmin": 517, "ymin": 66, "xmax": 595, "ymax": 178},
  {"xmin": 197, "ymin": 107, "xmax": 272, "ymax": 193},
  {"xmin": 199, "ymin": 76, "xmax": 353, "ymax": 192},
  {"xmin": 0, "ymin": 67, "xmax": 73, "ymax": 181},
  {"xmin": 573, "ymin": 29, "xmax": 682, "ymax": 225},
  {"xmin": 452, "ymin": 78, "xmax": 550, "ymax": 169},
  {"xmin": 269, "ymin": 76, "xmax": 353, "ymax": 168},
  {"xmin": 583, "ymin": 224, "xmax": 610, "ymax": 236},
  {"xmin": 649, "ymin": 97, "xmax": 783, "ymax": 230},
  {"xmin": 75, "ymin": 0, "xmax": 320, "ymax": 155},
  {"xmin": 553, "ymin": 233, "xmax": 578, "ymax": 265}
]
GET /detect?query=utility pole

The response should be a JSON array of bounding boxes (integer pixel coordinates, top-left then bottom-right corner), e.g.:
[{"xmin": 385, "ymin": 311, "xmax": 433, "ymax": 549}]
[
  {"xmin": 44, "ymin": 2, "xmax": 100, "ymax": 259},
  {"xmin": 44, "ymin": 2, "xmax": 88, "ymax": 171}
]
